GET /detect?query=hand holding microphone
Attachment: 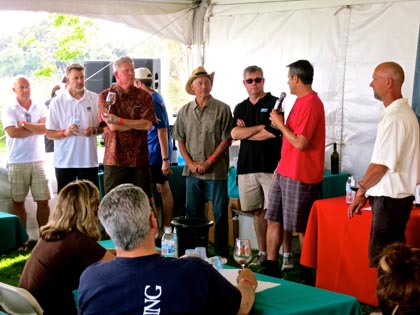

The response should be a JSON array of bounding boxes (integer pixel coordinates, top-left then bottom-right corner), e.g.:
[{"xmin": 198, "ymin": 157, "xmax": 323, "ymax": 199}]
[
  {"xmin": 273, "ymin": 92, "xmax": 286, "ymax": 114},
  {"xmin": 271, "ymin": 92, "xmax": 286, "ymax": 129}
]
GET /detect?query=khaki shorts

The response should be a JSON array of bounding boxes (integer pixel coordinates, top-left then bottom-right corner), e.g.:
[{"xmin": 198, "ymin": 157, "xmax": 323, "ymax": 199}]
[
  {"xmin": 8, "ymin": 161, "xmax": 51, "ymax": 202},
  {"xmin": 238, "ymin": 172, "xmax": 273, "ymax": 211}
]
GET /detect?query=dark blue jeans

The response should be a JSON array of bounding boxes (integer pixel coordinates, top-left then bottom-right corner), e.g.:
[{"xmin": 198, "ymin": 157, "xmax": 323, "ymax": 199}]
[{"xmin": 185, "ymin": 177, "xmax": 229, "ymax": 257}]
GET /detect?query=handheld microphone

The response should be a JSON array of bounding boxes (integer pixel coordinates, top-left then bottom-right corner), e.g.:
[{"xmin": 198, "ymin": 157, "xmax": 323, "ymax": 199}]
[{"xmin": 273, "ymin": 92, "xmax": 286, "ymax": 112}]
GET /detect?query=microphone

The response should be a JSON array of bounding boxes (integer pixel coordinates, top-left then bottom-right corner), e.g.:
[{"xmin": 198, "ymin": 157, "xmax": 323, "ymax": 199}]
[{"xmin": 273, "ymin": 92, "xmax": 286, "ymax": 113}]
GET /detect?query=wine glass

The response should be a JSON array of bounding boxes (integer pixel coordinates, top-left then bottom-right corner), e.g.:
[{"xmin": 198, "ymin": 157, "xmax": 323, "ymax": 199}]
[
  {"xmin": 105, "ymin": 91, "xmax": 116, "ymax": 113},
  {"xmin": 350, "ymin": 176, "xmax": 359, "ymax": 192},
  {"xmin": 234, "ymin": 238, "xmax": 252, "ymax": 270}
]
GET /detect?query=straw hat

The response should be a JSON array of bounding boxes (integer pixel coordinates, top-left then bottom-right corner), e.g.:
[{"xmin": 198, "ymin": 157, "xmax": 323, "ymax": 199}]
[
  {"xmin": 135, "ymin": 67, "xmax": 152, "ymax": 80},
  {"xmin": 185, "ymin": 66, "xmax": 215, "ymax": 95}
]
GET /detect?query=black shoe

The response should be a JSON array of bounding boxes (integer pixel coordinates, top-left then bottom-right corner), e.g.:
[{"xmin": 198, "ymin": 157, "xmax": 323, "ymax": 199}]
[
  {"xmin": 300, "ymin": 266, "xmax": 315, "ymax": 286},
  {"xmin": 263, "ymin": 259, "xmax": 283, "ymax": 279},
  {"xmin": 265, "ymin": 268, "xmax": 283, "ymax": 279}
]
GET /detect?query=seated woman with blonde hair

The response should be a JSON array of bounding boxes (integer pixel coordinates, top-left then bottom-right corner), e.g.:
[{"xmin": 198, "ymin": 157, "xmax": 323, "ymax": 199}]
[
  {"xmin": 19, "ymin": 180, "xmax": 114, "ymax": 315},
  {"xmin": 377, "ymin": 242, "xmax": 420, "ymax": 315}
]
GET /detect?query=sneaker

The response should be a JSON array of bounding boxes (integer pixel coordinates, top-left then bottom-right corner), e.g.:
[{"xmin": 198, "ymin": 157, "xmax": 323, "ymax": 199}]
[
  {"xmin": 281, "ymin": 256, "xmax": 294, "ymax": 270},
  {"xmin": 249, "ymin": 253, "xmax": 267, "ymax": 267}
]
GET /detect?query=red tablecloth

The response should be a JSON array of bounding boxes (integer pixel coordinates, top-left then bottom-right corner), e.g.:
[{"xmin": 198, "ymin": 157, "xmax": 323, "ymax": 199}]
[{"xmin": 300, "ymin": 196, "xmax": 420, "ymax": 306}]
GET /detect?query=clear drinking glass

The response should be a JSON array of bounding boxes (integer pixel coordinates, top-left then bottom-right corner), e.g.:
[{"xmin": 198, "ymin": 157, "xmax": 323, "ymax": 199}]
[
  {"xmin": 105, "ymin": 91, "xmax": 116, "ymax": 113},
  {"xmin": 234, "ymin": 238, "xmax": 252, "ymax": 269}
]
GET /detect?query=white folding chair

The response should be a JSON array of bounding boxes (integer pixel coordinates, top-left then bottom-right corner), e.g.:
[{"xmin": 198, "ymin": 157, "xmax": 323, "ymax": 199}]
[{"xmin": 0, "ymin": 281, "xmax": 43, "ymax": 315}]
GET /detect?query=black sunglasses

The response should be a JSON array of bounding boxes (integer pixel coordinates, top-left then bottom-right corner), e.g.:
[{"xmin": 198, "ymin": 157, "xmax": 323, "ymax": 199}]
[{"xmin": 245, "ymin": 77, "xmax": 263, "ymax": 84}]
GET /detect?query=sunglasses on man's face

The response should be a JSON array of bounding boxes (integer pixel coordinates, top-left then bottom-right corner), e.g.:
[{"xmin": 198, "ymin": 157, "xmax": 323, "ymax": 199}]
[{"xmin": 245, "ymin": 77, "xmax": 263, "ymax": 84}]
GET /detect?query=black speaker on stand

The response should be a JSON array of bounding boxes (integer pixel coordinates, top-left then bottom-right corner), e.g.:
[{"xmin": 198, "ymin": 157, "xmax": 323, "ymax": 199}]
[
  {"xmin": 84, "ymin": 60, "xmax": 114, "ymax": 94},
  {"xmin": 84, "ymin": 58, "xmax": 161, "ymax": 94}
]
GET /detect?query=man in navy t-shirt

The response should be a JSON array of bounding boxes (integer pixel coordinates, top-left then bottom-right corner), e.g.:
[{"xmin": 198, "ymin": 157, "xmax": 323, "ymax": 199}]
[{"xmin": 78, "ymin": 183, "xmax": 257, "ymax": 315}]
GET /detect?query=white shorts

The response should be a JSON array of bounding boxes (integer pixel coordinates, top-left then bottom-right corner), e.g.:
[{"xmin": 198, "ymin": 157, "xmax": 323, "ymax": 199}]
[{"xmin": 238, "ymin": 172, "xmax": 273, "ymax": 212}]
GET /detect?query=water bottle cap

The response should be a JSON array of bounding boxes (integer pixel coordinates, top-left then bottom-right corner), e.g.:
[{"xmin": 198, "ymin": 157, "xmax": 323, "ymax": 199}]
[
  {"xmin": 164, "ymin": 226, "xmax": 172, "ymax": 233},
  {"xmin": 195, "ymin": 247, "xmax": 207, "ymax": 260}
]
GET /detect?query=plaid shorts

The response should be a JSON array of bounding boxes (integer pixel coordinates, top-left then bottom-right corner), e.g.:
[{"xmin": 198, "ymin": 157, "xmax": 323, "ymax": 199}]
[
  {"xmin": 265, "ymin": 173, "xmax": 321, "ymax": 233},
  {"xmin": 8, "ymin": 161, "xmax": 51, "ymax": 202}
]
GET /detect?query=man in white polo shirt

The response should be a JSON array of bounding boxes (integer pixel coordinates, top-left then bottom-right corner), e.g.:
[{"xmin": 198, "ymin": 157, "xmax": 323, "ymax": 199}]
[
  {"xmin": 1, "ymin": 75, "xmax": 51, "ymax": 235},
  {"xmin": 348, "ymin": 62, "xmax": 420, "ymax": 268},
  {"xmin": 46, "ymin": 63, "xmax": 101, "ymax": 193}
]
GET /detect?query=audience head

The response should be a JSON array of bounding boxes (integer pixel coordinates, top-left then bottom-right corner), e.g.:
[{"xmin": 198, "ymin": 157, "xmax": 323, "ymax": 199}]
[
  {"xmin": 12, "ymin": 75, "xmax": 31, "ymax": 104},
  {"xmin": 113, "ymin": 56, "xmax": 135, "ymax": 87},
  {"xmin": 243, "ymin": 65, "xmax": 264, "ymax": 79},
  {"xmin": 377, "ymin": 242, "xmax": 420, "ymax": 314},
  {"xmin": 50, "ymin": 84, "xmax": 61, "ymax": 98},
  {"xmin": 242, "ymin": 65, "xmax": 265, "ymax": 98},
  {"xmin": 185, "ymin": 66, "xmax": 214, "ymax": 96},
  {"xmin": 370, "ymin": 61, "xmax": 404, "ymax": 103},
  {"xmin": 40, "ymin": 180, "xmax": 101, "ymax": 241},
  {"xmin": 134, "ymin": 67, "xmax": 153, "ymax": 89},
  {"xmin": 66, "ymin": 63, "xmax": 85, "ymax": 94},
  {"xmin": 98, "ymin": 184, "xmax": 153, "ymax": 251},
  {"xmin": 287, "ymin": 59, "xmax": 314, "ymax": 85}
]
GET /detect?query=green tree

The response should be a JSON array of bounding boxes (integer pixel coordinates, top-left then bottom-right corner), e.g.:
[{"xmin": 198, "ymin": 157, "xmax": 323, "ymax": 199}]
[{"xmin": 0, "ymin": 14, "xmax": 98, "ymax": 78}]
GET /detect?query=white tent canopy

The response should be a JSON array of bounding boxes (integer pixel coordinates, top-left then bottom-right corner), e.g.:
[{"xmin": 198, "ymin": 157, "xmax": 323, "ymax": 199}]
[
  {"xmin": 1, "ymin": 0, "xmax": 420, "ymax": 179},
  {"xmin": 0, "ymin": 0, "xmax": 197, "ymax": 44}
]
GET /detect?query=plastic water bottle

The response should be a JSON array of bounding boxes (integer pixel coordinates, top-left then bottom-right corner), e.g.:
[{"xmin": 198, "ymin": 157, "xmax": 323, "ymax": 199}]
[
  {"xmin": 173, "ymin": 227, "xmax": 178, "ymax": 258},
  {"xmin": 195, "ymin": 247, "xmax": 207, "ymax": 260},
  {"xmin": 345, "ymin": 176, "xmax": 355, "ymax": 204},
  {"xmin": 161, "ymin": 226, "xmax": 177, "ymax": 258},
  {"xmin": 171, "ymin": 139, "xmax": 178, "ymax": 166},
  {"xmin": 207, "ymin": 256, "xmax": 227, "ymax": 270}
]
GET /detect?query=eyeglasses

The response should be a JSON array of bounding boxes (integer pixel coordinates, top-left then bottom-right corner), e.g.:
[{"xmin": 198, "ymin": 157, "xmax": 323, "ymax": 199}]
[{"xmin": 245, "ymin": 77, "xmax": 263, "ymax": 84}]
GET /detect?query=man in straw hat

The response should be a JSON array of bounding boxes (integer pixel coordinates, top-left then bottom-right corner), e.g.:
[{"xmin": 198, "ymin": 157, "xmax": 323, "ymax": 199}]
[{"xmin": 172, "ymin": 66, "xmax": 232, "ymax": 258}]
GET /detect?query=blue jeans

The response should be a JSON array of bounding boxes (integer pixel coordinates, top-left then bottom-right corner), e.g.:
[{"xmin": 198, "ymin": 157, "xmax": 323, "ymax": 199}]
[{"xmin": 185, "ymin": 177, "xmax": 229, "ymax": 257}]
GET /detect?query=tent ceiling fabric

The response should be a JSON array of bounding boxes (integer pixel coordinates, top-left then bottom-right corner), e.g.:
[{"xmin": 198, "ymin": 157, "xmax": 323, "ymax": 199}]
[
  {"xmin": 0, "ymin": 0, "xmax": 197, "ymax": 43},
  {"xmin": 210, "ymin": 0, "xmax": 415, "ymax": 14},
  {"xmin": 0, "ymin": 0, "xmax": 194, "ymax": 14}
]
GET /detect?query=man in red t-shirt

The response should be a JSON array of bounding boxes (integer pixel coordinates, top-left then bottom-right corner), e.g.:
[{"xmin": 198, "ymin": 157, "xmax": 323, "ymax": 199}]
[{"xmin": 265, "ymin": 60, "xmax": 325, "ymax": 280}]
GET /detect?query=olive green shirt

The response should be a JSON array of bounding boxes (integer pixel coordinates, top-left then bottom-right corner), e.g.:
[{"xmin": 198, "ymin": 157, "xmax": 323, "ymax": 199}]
[{"xmin": 172, "ymin": 96, "xmax": 232, "ymax": 180}]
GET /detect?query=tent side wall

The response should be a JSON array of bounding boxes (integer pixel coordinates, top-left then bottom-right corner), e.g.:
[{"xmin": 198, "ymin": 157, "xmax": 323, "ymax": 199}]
[{"xmin": 205, "ymin": 1, "xmax": 420, "ymax": 178}]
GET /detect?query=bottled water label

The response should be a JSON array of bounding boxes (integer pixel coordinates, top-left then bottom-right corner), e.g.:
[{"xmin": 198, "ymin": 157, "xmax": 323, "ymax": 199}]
[
  {"xmin": 345, "ymin": 177, "xmax": 355, "ymax": 204},
  {"xmin": 161, "ymin": 240, "xmax": 176, "ymax": 257}
]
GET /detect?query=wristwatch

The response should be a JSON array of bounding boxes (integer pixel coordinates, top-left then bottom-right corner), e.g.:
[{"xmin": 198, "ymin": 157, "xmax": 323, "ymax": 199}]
[{"xmin": 162, "ymin": 157, "xmax": 170, "ymax": 161}]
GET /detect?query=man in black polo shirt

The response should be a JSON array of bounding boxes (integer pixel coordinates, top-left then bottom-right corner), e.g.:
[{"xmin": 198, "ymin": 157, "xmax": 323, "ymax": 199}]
[{"xmin": 231, "ymin": 65, "xmax": 283, "ymax": 267}]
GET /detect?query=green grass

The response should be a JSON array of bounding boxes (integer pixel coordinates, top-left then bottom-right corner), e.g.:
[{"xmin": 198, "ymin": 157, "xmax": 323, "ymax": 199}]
[{"xmin": 0, "ymin": 251, "xmax": 31, "ymax": 286}]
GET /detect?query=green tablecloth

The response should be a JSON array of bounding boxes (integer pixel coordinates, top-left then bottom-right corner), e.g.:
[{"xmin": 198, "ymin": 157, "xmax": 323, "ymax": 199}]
[
  {"xmin": 253, "ymin": 272, "xmax": 361, "ymax": 315},
  {"xmin": 228, "ymin": 168, "xmax": 350, "ymax": 199},
  {"xmin": 321, "ymin": 170, "xmax": 351, "ymax": 198},
  {"xmin": 0, "ymin": 212, "xmax": 28, "ymax": 254},
  {"xmin": 98, "ymin": 240, "xmax": 361, "ymax": 315}
]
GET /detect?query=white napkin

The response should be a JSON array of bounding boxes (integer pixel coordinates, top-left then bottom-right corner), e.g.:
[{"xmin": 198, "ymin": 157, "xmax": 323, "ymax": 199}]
[{"xmin": 218, "ymin": 268, "xmax": 280, "ymax": 293}]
